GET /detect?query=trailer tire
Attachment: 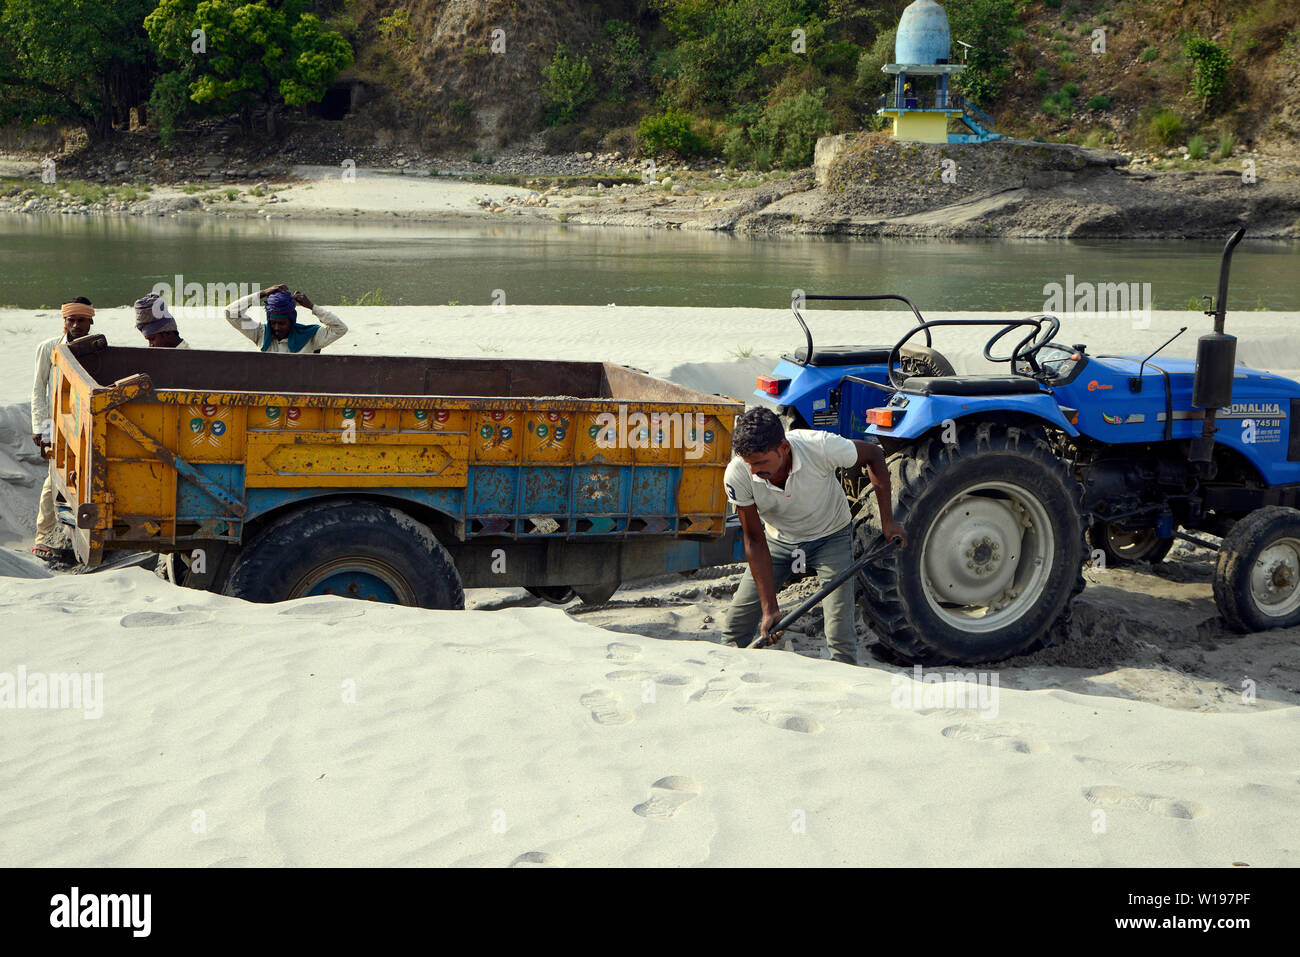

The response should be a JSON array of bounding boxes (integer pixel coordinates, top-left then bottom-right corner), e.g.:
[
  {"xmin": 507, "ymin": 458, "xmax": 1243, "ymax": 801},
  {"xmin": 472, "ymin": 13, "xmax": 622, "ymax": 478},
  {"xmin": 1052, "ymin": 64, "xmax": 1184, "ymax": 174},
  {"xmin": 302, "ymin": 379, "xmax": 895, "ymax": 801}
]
[
  {"xmin": 225, "ymin": 502, "xmax": 464, "ymax": 609},
  {"xmin": 855, "ymin": 422, "xmax": 1087, "ymax": 665},
  {"xmin": 1213, "ymin": 506, "xmax": 1300, "ymax": 632},
  {"xmin": 526, "ymin": 586, "xmax": 576, "ymax": 604}
]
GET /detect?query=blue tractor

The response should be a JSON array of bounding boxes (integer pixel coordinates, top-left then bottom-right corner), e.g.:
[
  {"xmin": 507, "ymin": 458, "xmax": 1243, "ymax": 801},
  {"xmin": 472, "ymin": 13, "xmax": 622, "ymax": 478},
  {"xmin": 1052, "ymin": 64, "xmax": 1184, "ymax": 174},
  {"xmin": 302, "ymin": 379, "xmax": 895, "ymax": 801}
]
[{"xmin": 756, "ymin": 229, "xmax": 1300, "ymax": 664}]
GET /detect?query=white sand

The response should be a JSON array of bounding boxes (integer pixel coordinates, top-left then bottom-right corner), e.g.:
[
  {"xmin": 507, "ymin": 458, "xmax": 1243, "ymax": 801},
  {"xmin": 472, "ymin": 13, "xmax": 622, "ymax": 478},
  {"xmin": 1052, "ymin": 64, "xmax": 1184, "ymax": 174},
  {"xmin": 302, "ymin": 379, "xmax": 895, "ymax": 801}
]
[
  {"xmin": 2, "ymin": 567, "xmax": 1294, "ymax": 867},
  {"xmin": 268, "ymin": 165, "xmax": 530, "ymax": 217},
  {"xmin": 1, "ymin": 305, "xmax": 1298, "ymax": 866}
]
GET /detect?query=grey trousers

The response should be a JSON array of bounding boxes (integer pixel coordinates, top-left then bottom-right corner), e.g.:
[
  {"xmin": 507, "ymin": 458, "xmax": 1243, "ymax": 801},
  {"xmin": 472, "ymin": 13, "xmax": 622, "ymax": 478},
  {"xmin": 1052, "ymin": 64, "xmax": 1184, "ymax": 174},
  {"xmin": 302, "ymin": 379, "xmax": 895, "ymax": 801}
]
[{"xmin": 723, "ymin": 523, "xmax": 858, "ymax": 664}]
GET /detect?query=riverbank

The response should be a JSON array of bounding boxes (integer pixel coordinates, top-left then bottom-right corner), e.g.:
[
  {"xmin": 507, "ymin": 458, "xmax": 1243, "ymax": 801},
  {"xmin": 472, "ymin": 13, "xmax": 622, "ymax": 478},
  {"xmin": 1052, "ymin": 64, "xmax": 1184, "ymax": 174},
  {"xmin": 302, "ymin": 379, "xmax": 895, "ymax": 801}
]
[{"xmin": 4, "ymin": 134, "xmax": 1299, "ymax": 238}]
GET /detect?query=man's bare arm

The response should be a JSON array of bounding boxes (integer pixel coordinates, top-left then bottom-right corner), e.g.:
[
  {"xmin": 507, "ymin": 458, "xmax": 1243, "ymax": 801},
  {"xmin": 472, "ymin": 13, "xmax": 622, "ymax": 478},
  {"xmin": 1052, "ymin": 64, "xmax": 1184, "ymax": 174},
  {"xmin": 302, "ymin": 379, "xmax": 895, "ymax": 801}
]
[
  {"xmin": 852, "ymin": 440, "xmax": 906, "ymax": 547},
  {"xmin": 737, "ymin": 503, "xmax": 784, "ymax": 642}
]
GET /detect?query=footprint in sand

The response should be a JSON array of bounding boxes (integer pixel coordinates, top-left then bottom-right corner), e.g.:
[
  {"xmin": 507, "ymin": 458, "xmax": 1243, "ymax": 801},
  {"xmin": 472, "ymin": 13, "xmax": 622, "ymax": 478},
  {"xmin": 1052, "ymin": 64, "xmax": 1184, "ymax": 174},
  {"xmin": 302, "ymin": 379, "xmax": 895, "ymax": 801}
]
[
  {"xmin": 605, "ymin": 642, "xmax": 642, "ymax": 663},
  {"xmin": 579, "ymin": 689, "xmax": 633, "ymax": 726},
  {"xmin": 605, "ymin": 669, "xmax": 691, "ymax": 686},
  {"xmin": 633, "ymin": 776, "xmax": 700, "ymax": 819},
  {"xmin": 940, "ymin": 723, "xmax": 1049, "ymax": 754},
  {"xmin": 1082, "ymin": 785, "xmax": 1209, "ymax": 819},
  {"xmin": 795, "ymin": 680, "xmax": 853, "ymax": 693},
  {"xmin": 1075, "ymin": 756, "xmax": 1205, "ymax": 777},
  {"xmin": 509, "ymin": 851, "xmax": 565, "ymax": 867},
  {"xmin": 734, "ymin": 705, "xmax": 825, "ymax": 734},
  {"xmin": 739, "ymin": 672, "xmax": 766, "ymax": 684},
  {"xmin": 690, "ymin": 677, "xmax": 736, "ymax": 704},
  {"xmin": 119, "ymin": 610, "xmax": 214, "ymax": 628},
  {"xmin": 444, "ymin": 643, "xmax": 534, "ymax": 657}
]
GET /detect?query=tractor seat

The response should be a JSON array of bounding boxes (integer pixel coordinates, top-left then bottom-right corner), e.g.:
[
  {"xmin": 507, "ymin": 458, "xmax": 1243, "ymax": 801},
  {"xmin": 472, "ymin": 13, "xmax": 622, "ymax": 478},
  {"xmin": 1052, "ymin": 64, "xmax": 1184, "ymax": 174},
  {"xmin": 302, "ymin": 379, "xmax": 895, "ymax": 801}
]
[
  {"xmin": 903, "ymin": 375, "xmax": 1045, "ymax": 396},
  {"xmin": 788, "ymin": 345, "xmax": 893, "ymax": 366}
]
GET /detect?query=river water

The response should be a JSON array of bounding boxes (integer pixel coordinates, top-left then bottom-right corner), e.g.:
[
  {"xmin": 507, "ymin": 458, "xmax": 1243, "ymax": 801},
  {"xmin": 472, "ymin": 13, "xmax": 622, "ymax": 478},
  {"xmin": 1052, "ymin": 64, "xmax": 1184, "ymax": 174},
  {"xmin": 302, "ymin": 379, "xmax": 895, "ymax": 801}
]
[{"xmin": 1, "ymin": 213, "xmax": 1295, "ymax": 312}]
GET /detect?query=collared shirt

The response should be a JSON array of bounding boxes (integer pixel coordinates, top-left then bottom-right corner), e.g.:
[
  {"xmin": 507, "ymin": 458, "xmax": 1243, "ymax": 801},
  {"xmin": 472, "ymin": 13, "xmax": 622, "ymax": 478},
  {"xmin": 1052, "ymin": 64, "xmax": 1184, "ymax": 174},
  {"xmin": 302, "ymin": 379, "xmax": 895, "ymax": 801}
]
[
  {"xmin": 225, "ymin": 292, "xmax": 348, "ymax": 353},
  {"xmin": 724, "ymin": 429, "xmax": 859, "ymax": 543},
  {"xmin": 31, "ymin": 334, "xmax": 67, "ymax": 434}
]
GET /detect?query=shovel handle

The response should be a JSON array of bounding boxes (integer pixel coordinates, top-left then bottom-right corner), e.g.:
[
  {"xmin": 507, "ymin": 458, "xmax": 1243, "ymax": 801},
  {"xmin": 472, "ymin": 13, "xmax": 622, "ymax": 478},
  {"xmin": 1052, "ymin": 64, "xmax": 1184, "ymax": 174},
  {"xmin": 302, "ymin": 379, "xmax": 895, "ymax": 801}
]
[{"xmin": 745, "ymin": 535, "xmax": 902, "ymax": 649}]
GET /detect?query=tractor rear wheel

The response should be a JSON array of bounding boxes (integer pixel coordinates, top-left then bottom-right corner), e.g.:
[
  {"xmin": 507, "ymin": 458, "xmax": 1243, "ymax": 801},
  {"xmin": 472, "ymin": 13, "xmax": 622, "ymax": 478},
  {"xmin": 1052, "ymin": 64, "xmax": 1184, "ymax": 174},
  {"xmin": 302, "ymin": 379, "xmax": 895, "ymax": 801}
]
[
  {"xmin": 854, "ymin": 422, "xmax": 1087, "ymax": 665},
  {"xmin": 1213, "ymin": 506, "xmax": 1300, "ymax": 632}
]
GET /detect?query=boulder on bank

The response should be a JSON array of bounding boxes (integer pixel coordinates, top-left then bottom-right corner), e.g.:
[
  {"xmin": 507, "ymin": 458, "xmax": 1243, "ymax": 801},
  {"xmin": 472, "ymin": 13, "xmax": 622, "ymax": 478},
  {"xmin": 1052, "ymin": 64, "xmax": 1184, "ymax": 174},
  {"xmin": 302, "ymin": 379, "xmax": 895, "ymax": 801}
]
[{"xmin": 132, "ymin": 195, "xmax": 201, "ymax": 216}]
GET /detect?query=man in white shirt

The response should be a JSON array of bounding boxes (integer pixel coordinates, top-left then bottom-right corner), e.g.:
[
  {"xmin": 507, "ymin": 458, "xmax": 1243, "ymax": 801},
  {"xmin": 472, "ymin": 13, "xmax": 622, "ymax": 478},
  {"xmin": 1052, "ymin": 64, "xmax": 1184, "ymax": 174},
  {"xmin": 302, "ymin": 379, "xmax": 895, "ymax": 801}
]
[
  {"xmin": 133, "ymin": 293, "xmax": 190, "ymax": 348},
  {"xmin": 723, "ymin": 407, "xmax": 906, "ymax": 665},
  {"xmin": 225, "ymin": 283, "xmax": 347, "ymax": 353},
  {"xmin": 30, "ymin": 298, "xmax": 96, "ymax": 559}
]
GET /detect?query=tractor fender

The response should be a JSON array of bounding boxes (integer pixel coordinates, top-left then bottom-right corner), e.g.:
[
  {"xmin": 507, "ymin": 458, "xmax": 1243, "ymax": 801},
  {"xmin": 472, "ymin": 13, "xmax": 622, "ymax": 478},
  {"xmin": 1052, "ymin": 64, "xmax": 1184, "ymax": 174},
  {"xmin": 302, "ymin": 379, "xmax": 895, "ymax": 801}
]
[{"xmin": 864, "ymin": 392, "xmax": 1081, "ymax": 441}]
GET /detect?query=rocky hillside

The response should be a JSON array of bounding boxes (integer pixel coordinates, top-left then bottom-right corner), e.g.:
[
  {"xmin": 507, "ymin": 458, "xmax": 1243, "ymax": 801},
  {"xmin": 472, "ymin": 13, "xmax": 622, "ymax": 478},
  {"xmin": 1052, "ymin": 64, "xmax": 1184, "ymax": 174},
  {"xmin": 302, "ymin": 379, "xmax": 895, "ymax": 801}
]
[
  {"xmin": 332, "ymin": 0, "xmax": 630, "ymax": 149},
  {"xmin": 325, "ymin": 0, "xmax": 1299, "ymax": 157},
  {"xmin": 993, "ymin": 0, "xmax": 1300, "ymax": 154}
]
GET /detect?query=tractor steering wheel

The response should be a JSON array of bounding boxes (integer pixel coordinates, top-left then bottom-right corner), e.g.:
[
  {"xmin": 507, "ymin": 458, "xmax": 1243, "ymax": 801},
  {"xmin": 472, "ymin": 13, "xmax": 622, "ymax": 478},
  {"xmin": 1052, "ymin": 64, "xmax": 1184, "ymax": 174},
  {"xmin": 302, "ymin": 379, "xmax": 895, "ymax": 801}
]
[{"xmin": 982, "ymin": 314, "xmax": 1061, "ymax": 376}]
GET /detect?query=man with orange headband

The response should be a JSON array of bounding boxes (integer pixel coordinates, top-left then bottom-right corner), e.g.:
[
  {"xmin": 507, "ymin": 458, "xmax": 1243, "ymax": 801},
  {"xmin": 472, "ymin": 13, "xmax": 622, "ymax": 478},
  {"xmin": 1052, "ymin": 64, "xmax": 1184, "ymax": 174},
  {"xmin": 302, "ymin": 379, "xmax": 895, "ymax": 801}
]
[{"xmin": 30, "ymin": 298, "xmax": 96, "ymax": 560}]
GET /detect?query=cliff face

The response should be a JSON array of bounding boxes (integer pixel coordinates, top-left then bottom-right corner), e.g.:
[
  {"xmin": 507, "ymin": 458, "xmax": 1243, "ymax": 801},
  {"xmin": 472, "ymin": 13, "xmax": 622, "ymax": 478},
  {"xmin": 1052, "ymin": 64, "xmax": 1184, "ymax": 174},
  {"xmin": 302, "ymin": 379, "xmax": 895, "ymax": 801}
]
[{"xmin": 338, "ymin": 0, "xmax": 619, "ymax": 148}]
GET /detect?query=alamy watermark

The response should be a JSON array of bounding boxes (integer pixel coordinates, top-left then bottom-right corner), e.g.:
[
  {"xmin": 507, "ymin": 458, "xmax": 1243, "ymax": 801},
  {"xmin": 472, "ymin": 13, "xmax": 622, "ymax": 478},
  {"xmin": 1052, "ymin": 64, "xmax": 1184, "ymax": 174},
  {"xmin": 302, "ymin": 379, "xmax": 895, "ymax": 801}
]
[
  {"xmin": 890, "ymin": 665, "xmax": 999, "ymax": 718},
  {"xmin": 0, "ymin": 665, "xmax": 103, "ymax": 719},
  {"xmin": 1043, "ymin": 274, "xmax": 1153, "ymax": 330},
  {"xmin": 149, "ymin": 274, "xmax": 262, "ymax": 321},
  {"xmin": 592, "ymin": 405, "xmax": 713, "ymax": 460}
]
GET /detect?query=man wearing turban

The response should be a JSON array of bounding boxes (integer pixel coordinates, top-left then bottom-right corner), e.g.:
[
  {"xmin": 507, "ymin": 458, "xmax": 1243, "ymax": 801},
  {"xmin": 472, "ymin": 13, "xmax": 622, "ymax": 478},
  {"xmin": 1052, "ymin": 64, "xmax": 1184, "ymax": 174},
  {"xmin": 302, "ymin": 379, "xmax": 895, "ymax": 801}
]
[
  {"xmin": 30, "ymin": 297, "xmax": 96, "ymax": 560},
  {"xmin": 224, "ymin": 283, "xmax": 347, "ymax": 354},
  {"xmin": 133, "ymin": 293, "xmax": 189, "ymax": 348}
]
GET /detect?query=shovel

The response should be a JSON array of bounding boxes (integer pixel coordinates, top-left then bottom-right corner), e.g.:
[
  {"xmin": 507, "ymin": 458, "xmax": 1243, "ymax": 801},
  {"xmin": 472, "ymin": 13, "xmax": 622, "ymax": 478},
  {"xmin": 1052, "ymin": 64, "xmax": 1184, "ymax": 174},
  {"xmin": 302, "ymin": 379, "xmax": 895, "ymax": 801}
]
[{"xmin": 745, "ymin": 535, "xmax": 903, "ymax": 649}]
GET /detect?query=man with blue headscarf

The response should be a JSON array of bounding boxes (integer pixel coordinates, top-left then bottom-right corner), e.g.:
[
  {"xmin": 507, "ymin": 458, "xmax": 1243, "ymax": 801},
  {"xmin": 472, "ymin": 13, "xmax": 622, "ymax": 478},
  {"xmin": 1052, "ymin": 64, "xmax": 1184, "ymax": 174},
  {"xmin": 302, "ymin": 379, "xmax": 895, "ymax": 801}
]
[{"xmin": 224, "ymin": 283, "xmax": 348, "ymax": 354}]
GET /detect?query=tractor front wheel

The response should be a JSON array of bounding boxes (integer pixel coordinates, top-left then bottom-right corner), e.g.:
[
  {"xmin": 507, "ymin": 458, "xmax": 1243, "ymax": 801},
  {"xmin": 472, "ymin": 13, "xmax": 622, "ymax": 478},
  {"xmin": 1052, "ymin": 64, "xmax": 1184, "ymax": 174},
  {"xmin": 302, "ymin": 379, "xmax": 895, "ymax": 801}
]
[
  {"xmin": 1087, "ymin": 522, "xmax": 1174, "ymax": 566},
  {"xmin": 1213, "ymin": 506, "xmax": 1300, "ymax": 632}
]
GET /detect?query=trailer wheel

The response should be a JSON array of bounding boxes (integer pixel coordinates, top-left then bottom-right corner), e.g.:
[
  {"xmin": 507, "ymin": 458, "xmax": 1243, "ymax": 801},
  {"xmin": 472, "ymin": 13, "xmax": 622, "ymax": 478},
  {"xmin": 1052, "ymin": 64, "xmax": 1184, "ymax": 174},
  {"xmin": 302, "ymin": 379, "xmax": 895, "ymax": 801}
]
[
  {"xmin": 855, "ymin": 422, "xmax": 1087, "ymax": 665},
  {"xmin": 225, "ymin": 502, "xmax": 463, "ymax": 609},
  {"xmin": 1213, "ymin": 506, "xmax": 1300, "ymax": 632},
  {"xmin": 574, "ymin": 582, "xmax": 619, "ymax": 604},
  {"xmin": 526, "ymin": 586, "xmax": 576, "ymax": 604},
  {"xmin": 1087, "ymin": 522, "xmax": 1174, "ymax": 566}
]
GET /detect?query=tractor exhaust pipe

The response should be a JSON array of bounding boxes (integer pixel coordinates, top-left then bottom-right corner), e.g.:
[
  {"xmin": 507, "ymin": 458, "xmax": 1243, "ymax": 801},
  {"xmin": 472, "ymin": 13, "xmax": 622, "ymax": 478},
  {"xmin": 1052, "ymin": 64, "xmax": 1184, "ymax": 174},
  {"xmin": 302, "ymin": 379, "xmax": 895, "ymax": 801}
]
[{"xmin": 1189, "ymin": 227, "xmax": 1246, "ymax": 473}]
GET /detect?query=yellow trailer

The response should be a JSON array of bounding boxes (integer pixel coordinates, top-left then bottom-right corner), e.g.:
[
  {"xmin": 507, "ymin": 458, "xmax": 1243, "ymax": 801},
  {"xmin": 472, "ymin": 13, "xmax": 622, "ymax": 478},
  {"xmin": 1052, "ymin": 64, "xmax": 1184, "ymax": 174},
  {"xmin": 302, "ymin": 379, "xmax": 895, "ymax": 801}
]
[{"xmin": 49, "ymin": 336, "xmax": 743, "ymax": 606}]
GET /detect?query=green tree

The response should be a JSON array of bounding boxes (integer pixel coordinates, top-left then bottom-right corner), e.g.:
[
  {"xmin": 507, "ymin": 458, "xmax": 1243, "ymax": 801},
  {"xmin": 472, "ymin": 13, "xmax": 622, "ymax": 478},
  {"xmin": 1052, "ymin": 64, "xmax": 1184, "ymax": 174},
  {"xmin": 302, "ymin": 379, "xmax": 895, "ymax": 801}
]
[
  {"xmin": 145, "ymin": 0, "xmax": 353, "ymax": 136},
  {"xmin": 946, "ymin": 0, "xmax": 1017, "ymax": 105},
  {"xmin": 601, "ymin": 19, "xmax": 645, "ymax": 103},
  {"xmin": 0, "ymin": 0, "xmax": 155, "ymax": 140},
  {"xmin": 1184, "ymin": 36, "xmax": 1232, "ymax": 110},
  {"xmin": 855, "ymin": 26, "xmax": 897, "ymax": 98},
  {"xmin": 649, "ymin": 0, "xmax": 826, "ymax": 110},
  {"xmin": 724, "ymin": 87, "xmax": 831, "ymax": 169},
  {"xmin": 541, "ymin": 43, "xmax": 596, "ymax": 125}
]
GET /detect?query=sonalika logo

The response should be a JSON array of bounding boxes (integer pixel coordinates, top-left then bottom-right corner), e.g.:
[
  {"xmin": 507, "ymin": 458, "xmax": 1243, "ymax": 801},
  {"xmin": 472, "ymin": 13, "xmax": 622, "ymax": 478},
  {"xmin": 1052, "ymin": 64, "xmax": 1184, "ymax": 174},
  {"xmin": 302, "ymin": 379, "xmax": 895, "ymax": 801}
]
[{"xmin": 1220, "ymin": 402, "xmax": 1284, "ymax": 417}]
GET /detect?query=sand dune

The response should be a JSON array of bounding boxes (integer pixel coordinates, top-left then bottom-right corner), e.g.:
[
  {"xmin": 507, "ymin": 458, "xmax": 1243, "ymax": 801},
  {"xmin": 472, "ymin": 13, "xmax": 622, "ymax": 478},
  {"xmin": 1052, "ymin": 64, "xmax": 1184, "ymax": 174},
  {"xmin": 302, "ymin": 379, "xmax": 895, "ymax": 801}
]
[{"xmin": 1, "ymin": 568, "xmax": 1295, "ymax": 867}]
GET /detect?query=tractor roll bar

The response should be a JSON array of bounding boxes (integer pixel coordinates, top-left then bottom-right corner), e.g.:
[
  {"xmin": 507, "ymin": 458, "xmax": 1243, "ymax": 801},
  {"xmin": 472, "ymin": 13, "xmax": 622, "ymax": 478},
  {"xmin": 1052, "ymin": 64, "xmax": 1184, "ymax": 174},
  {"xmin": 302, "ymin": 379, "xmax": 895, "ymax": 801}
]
[
  {"xmin": 791, "ymin": 294, "xmax": 931, "ymax": 367},
  {"xmin": 885, "ymin": 316, "xmax": 1052, "ymax": 389}
]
